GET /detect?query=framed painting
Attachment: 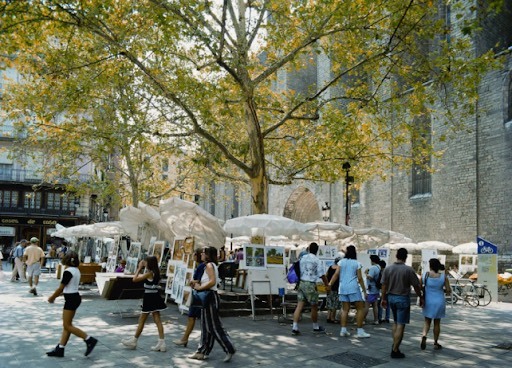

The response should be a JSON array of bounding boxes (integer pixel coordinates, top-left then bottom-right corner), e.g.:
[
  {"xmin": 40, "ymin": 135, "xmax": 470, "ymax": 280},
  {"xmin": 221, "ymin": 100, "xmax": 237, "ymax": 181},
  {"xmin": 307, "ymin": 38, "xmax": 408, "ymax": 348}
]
[
  {"xmin": 172, "ymin": 238, "xmax": 185, "ymax": 261},
  {"xmin": 171, "ymin": 264, "xmax": 187, "ymax": 300},
  {"xmin": 244, "ymin": 245, "xmax": 266, "ymax": 269},
  {"xmin": 152, "ymin": 241, "xmax": 165, "ymax": 266},
  {"xmin": 183, "ymin": 237, "xmax": 195, "ymax": 255},
  {"xmin": 265, "ymin": 246, "xmax": 285, "ymax": 267},
  {"xmin": 125, "ymin": 242, "xmax": 142, "ymax": 275}
]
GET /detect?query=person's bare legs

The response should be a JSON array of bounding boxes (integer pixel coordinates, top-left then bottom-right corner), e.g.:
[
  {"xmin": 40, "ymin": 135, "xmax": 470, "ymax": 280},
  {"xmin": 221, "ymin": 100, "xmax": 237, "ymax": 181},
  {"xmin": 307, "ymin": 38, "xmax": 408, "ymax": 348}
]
[
  {"xmin": 392, "ymin": 323, "xmax": 405, "ymax": 352},
  {"xmin": 355, "ymin": 301, "xmax": 366, "ymax": 328},
  {"xmin": 61, "ymin": 309, "xmax": 87, "ymax": 345},
  {"xmin": 433, "ymin": 319, "xmax": 441, "ymax": 345},
  {"xmin": 422, "ymin": 317, "xmax": 432, "ymax": 337},
  {"xmin": 310, "ymin": 304, "xmax": 319, "ymax": 323},
  {"xmin": 182, "ymin": 317, "xmax": 196, "ymax": 342},
  {"xmin": 152, "ymin": 311, "xmax": 164, "ymax": 339},
  {"xmin": 134, "ymin": 313, "xmax": 149, "ymax": 338},
  {"xmin": 340, "ymin": 302, "xmax": 350, "ymax": 327}
]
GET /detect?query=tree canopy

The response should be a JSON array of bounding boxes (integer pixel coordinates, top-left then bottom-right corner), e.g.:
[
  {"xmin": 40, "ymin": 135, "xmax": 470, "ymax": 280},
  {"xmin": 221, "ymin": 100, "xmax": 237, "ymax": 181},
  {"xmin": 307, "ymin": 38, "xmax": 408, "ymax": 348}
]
[{"xmin": 0, "ymin": 0, "xmax": 503, "ymax": 214}]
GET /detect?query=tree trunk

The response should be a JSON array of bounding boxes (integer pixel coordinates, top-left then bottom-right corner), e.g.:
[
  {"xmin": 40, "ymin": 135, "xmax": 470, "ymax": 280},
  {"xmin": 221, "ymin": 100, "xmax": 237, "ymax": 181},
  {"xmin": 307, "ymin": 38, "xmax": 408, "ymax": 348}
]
[{"xmin": 250, "ymin": 169, "xmax": 268, "ymax": 215}]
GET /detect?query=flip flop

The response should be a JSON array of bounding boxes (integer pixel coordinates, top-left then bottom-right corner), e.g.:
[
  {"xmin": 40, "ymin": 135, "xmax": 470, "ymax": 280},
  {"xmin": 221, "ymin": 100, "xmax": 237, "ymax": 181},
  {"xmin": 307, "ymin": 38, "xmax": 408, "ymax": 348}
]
[
  {"xmin": 421, "ymin": 336, "xmax": 427, "ymax": 350},
  {"xmin": 434, "ymin": 343, "xmax": 442, "ymax": 350}
]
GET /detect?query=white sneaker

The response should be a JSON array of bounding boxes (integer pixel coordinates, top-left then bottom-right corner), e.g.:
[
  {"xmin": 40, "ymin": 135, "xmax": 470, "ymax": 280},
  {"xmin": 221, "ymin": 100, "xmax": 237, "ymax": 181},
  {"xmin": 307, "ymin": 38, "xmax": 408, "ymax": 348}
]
[
  {"xmin": 122, "ymin": 337, "xmax": 137, "ymax": 349},
  {"xmin": 150, "ymin": 340, "xmax": 166, "ymax": 352},
  {"xmin": 356, "ymin": 331, "xmax": 371, "ymax": 338},
  {"xmin": 340, "ymin": 331, "xmax": 351, "ymax": 337}
]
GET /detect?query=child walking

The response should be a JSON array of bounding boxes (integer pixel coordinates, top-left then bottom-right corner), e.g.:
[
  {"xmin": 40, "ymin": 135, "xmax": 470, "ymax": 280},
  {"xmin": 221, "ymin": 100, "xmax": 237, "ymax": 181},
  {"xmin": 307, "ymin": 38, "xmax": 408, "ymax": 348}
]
[
  {"xmin": 47, "ymin": 252, "xmax": 98, "ymax": 357},
  {"xmin": 122, "ymin": 256, "xmax": 167, "ymax": 352}
]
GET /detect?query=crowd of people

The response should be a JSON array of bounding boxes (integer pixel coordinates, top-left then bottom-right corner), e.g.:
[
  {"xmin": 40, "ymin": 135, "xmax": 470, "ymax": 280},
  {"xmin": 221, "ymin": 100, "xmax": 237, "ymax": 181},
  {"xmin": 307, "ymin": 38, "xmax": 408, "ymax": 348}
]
[{"xmin": 292, "ymin": 242, "xmax": 451, "ymax": 359}]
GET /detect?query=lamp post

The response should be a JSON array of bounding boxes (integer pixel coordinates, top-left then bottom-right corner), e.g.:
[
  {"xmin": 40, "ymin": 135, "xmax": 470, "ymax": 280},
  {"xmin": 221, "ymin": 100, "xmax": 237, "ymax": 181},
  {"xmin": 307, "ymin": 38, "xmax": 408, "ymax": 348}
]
[
  {"xmin": 342, "ymin": 162, "xmax": 354, "ymax": 226},
  {"xmin": 321, "ymin": 202, "xmax": 331, "ymax": 222}
]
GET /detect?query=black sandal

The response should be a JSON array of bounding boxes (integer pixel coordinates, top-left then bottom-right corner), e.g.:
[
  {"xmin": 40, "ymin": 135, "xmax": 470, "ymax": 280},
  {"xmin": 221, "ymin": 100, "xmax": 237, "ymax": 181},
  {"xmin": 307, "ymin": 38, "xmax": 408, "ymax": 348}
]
[
  {"xmin": 434, "ymin": 343, "xmax": 442, "ymax": 350},
  {"xmin": 421, "ymin": 336, "xmax": 427, "ymax": 350}
]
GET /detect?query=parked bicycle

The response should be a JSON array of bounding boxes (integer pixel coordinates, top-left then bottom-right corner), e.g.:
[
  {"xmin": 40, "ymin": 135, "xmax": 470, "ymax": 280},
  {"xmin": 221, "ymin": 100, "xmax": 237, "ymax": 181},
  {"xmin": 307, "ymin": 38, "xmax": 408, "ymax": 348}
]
[
  {"xmin": 450, "ymin": 279, "xmax": 479, "ymax": 307},
  {"xmin": 473, "ymin": 282, "xmax": 492, "ymax": 306}
]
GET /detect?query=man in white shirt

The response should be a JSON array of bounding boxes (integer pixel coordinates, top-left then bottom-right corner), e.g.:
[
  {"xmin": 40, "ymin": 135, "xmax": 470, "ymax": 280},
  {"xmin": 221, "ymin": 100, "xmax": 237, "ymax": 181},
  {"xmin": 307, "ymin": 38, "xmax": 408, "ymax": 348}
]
[
  {"xmin": 23, "ymin": 237, "xmax": 45, "ymax": 296},
  {"xmin": 291, "ymin": 242, "xmax": 330, "ymax": 335}
]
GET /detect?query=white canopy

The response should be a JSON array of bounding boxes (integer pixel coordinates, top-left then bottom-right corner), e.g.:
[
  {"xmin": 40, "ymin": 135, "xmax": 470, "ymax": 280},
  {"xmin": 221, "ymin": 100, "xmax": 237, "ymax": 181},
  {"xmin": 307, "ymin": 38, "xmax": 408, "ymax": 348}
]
[
  {"xmin": 305, "ymin": 221, "xmax": 354, "ymax": 242},
  {"xmin": 340, "ymin": 228, "xmax": 412, "ymax": 251},
  {"xmin": 52, "ymin": 221, "xmax": 128, "ymax": 238},
  {"xmin": 452, "ymin": 242, "xmax": 478, "ymax": 254},
  {"xmin": 223, "ymin": 214, "xmax": 315, "ymax": 239},
  {"xmin": 417, "ymin": 240, "xmax": 454, "ymax": 252}
]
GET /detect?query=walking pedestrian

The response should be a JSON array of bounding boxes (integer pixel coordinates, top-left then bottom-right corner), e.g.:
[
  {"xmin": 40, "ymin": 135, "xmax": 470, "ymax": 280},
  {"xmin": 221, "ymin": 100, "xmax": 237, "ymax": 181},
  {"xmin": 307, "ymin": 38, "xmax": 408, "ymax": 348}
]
[
  {"xmin": 377, "ymin": 260, "xmax": 391, "ymax": 323},
  {"xmin": 173, "ymin": 249, "xmax": 206, "ymax": 347},
  {"xmin": 291, "ymin": 242, "xmax": 330, "ymax": 336},
  {"xmin": 122, "ymin": 256, "xmax": 167, "ymax": 352},
  {"xmin": 381, "ymin": 248, "xmax": 423, "ymax": 359},
  {"xmin": 329, "ymin": 245, "xmax": 370, "ymax": 338},
  {"xmin": 23, "ymin": 237, "xmax": 45, "ymax": 295},
  {"xmin": 363, "ymin": 254, "xmax": 381, "ymax": 325},
  {"xmin": 420, "ymin": 258, "xmax": 451, "ymax": 351},
  {"xmin": 189, "ymin": 246, "xmax": 236, "ymax": 362},
  {"xmin": 10, "ymin": 240, "xmax": 28, "ymax": 282},
  {"xmin": 46, "ymin": 251, "xmax": 98, "ymax": 357}
]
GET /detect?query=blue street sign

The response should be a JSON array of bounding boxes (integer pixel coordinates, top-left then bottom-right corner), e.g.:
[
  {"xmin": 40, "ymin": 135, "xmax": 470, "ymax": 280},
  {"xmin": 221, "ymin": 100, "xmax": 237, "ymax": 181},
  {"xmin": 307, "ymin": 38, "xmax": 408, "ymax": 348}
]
[{"xmin": 477, "ymin": 237, "xmax": 498, "ymax": 254}]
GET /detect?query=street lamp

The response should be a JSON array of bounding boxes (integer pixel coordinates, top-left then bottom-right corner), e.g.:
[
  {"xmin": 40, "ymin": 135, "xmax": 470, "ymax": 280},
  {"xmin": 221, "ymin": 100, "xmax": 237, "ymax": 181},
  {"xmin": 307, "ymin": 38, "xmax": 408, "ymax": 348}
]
[
  {"xmin": 321, "ymin": 202, "xmax": 331, "ymax": 222},
  {"xmin": 342, "ymin": 162, "xmax": 354, "ymax": 226}
]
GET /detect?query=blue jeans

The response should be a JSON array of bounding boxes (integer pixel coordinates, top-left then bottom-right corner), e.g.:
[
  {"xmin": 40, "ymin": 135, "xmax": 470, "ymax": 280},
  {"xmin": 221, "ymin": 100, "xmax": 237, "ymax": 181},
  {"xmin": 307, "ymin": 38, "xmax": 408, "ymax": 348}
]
[{"xmin": 387, "ymin": 294, "xmax": 411, "ymax": 324}]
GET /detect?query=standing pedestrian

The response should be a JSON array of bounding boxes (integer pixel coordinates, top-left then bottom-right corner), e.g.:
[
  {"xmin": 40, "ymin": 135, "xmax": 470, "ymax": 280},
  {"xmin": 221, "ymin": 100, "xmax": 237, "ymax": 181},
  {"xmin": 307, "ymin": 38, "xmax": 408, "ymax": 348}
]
[
  {"xmin": 173, "ymin": 249, "xmax": 205, "ymax": 347},
  {"xmin": 381, "ymin": 248, "xmax": 423, "ymax": 359},
  {"xmin": 291, "ymin": 242, "xmax": 330, "ymax": 336},
  {"xmin": 47, "ymin": 251, "xmax": 98, "ymax": 357},
  {"xmin": 122, "ymin": 256, "xmax": 167, "ymax": 352},
  {"xmin": 23, "ymin": 237, "xmax": 45, "ymax": 295},
  {"xmin": 329, "ymin": 245, "xmax": 370, "ymax": 338},
  {"xmin": 363, "ymin": 254, "xmax": 381, "ymax": 325},
  {"xmin": 325, "ymin": 253, "xmax": 343, "ymax": 323},
  {"xmin": 189, "ymin": 246, "xmax": 236, "ymax": 362},
  {"xmin": 420, "ymin": 258, "xmax": 451, "ymax": 351},
  {"xmin": 377, "ymin": 260, "xmax": 391, "ymax": 323},
  {"xmin": 10, "ymin": 240, "xmax": 28, "ymax": 282}
]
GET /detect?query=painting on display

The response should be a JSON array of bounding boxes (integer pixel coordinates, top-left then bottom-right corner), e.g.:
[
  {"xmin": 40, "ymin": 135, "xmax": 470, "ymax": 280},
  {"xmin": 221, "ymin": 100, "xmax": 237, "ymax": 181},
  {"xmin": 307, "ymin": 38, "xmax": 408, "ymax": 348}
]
[
  {"xmin": 318, "ymin": 246, "xmax": 337, "ymax": 259},
  {"xmin": 171, "ymin": 264, "xmax": 187, "ymax": 302},
  {"xmin": 172, "ymin": 238, "xmax": 186, "ymax": 261},
  {"xmin": 167, "ymin": 261, "xmax": 179, "ymax": 277},
  {"xmin": 265, "ymin": 246, "xmax": 285, "ymax": 267},
  {"xmin": 186, "ymin": 253, "xmax": 195, "ymax": 269},
  {"xmin": 125, "ymin": 242, "xmax": 142, "ymax": 275},
  {"xmin": 244, "ymin": 245, "xmax": 266, "ymax": 269},
  {"xmin": 151, "ymin": 241, "xmax": 165, "ymax": 266},
  {"xmin": 183, "ymin": 237, "xmax": 195, "ymax": 255},
  {"xmin": 106, "ymin": 256, "xmax": 117, "ymax": 273},
  {"xmin": 165, "ymin": 276, "xmax": 173, "ymax": 294},
  {"xmin": 146, "ymin": 236, "xmax": 157, "ymax": 258}
]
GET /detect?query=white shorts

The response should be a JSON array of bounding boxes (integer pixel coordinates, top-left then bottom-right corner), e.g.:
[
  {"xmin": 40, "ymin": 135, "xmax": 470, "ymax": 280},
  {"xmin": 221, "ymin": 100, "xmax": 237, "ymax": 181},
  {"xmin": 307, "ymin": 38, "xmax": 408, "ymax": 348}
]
[{"xmin": 26, "ymin": 263, "xmax": 42, "ymax": 277}]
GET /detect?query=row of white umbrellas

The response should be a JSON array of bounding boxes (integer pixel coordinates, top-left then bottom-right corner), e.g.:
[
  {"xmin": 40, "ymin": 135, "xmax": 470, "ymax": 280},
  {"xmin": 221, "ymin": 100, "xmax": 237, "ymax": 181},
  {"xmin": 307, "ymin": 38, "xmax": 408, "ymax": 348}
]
[{"xmin": 52, "ymin": 199, "xmax": 479, "ymax": 254}]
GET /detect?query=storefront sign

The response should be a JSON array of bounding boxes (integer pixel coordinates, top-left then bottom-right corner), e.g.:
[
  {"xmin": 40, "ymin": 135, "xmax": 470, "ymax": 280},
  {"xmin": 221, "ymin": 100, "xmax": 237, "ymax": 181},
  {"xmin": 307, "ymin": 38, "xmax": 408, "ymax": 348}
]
[
  {"xmin": 0, "ymin": 218, "xmax": 58, "ymax": 226},
  {"xmin": 0, "ymin": 226, "xmax": 16, "ymax": 236}
]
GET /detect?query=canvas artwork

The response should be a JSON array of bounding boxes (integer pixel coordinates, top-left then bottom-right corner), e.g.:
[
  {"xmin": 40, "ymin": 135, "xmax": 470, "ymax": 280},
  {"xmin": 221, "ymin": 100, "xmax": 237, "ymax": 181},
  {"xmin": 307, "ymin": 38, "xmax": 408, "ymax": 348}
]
[
  {"xmin": 152, "ymin": 241, "xmax": 165, "ymax": 266},
  {"xmin": 171, "ymin": 264, "xmax": 187, "ymax": 301},
  {"xmin": 318, "ymin": 246, "xmax": 337, "ymax": 259},
  {"xmin": 125, "ymin": 242, "xmax": 142, "ymax": 275},
  {"xmin": 167, "ymin": 261, "xmax": 178, "ymax": 277},
  {"xmin": 183, "ymin": 237, "xmax": 195, "ymax": 254},
  {"xmin": 186, "ymin": 253, "xmax": 195, "ymax": 269},
  {"xmin": 165, "ymin": 276, "xmax": 173, "ymax": 294},
  {"xmin": 172, "ymin": 238, "xmax": 185, "ymax": 261},
  {"xmin": 106, "ymin": 256, "xmax": 117, "ymax": 273},
  {"xmin": 245, "ymin": 245, "xmax": 266, "ymax": 269},
  {"xmin": 265, "ymin": 246, "xmax": 285, "ymax": 267}
]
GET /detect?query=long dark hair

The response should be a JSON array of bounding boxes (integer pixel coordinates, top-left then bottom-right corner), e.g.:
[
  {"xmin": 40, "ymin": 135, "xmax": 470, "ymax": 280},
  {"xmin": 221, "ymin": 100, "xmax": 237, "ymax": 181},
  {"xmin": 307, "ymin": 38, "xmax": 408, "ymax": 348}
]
[
  {"xmin": 146, "ymin": 256, "xmax": 161, "ymax": 283},
  {"xmin": 429, "ymin": 258, "xmax": 442, "ymax": 273},
  {"xmin": 203, "ymin": 246, "xmax": 218, "ymax": 265}
]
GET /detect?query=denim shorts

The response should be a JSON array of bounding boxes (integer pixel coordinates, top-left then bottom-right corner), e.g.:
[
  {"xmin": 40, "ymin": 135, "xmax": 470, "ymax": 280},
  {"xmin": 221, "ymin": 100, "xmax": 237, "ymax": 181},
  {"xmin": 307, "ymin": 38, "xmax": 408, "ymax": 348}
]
[
  {"xmin": 387, "ymin": 294, "xmax": 411, "ymax": 324},
  {"xmin": 297, "ymin": 281, "xmax": 319, "ymax": 305}
]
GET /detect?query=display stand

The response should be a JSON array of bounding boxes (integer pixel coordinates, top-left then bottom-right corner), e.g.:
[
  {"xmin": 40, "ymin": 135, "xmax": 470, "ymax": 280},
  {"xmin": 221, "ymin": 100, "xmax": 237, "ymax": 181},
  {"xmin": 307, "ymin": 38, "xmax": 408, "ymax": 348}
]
[{"xmin": 249, "ymin": 280, "xmax": 271, "ymax": 321}]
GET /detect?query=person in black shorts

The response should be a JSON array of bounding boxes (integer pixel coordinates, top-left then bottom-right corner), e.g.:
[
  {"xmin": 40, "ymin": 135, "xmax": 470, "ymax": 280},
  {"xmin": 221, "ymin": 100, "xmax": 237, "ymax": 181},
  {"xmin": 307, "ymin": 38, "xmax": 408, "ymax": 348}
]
[{"xmin": 47, "ymin": 251, "xmax": 98, "ymax": 357}]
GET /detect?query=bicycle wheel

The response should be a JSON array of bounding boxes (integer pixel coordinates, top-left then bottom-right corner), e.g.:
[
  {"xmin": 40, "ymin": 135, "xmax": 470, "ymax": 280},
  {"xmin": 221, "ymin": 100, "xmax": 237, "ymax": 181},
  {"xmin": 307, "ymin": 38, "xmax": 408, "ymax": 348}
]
[
  {"xmin": 476, "ymin": 286, "xmax": 492, "ymax": 306},
  {"xmin": 464, "ymin": 293, "xmax": 479, "ymax": 307}
]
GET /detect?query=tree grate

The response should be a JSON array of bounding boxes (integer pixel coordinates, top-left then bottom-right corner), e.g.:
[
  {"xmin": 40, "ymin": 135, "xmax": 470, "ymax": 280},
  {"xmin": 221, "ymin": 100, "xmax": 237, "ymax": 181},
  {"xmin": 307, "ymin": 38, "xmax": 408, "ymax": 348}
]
[{"xmin": 322, "ymin": 352, "xmax": 386, "ymax": 367}]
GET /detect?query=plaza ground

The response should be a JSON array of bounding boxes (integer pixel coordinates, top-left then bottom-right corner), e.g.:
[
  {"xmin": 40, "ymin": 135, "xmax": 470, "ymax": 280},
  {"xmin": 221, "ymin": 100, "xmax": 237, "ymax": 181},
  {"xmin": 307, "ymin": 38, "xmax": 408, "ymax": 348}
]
[{"xmin": 0, "ymin": 265, "xmax": 511, "ymax": 368}]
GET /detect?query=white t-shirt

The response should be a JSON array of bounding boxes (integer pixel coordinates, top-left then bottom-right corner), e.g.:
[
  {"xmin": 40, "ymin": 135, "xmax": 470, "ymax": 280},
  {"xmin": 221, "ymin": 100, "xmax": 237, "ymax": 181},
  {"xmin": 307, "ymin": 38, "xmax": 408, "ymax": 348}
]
[
  {"xmin": 62, "ymin": 267, "xmax": 80, "ymax": 294},
  {"xmin": 200, "ymin": 263, "xmax": 219, "ymax": 291},
  {"xmin": 299, "ymin": 253, "xmax": 325, "ymax": 282}
]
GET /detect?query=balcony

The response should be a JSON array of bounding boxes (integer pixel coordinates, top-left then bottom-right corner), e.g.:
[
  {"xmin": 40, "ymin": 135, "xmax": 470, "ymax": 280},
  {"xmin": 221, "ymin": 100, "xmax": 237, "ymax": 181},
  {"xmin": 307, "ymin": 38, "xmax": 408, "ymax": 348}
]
[
  {"xmin": 0, "ymin": 168, "xmax": 91, "ymax": 184},
  {"xmin": 0, "ymin": 206, "xmax": 76, "ymax": 217}
]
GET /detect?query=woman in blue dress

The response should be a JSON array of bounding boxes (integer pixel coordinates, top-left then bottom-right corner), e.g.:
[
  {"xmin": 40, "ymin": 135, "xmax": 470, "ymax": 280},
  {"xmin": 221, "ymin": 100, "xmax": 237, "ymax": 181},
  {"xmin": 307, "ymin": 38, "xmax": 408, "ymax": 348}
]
[{"xmin": 420, "ymin": 258, "xmax": 451, "ymax": 350}]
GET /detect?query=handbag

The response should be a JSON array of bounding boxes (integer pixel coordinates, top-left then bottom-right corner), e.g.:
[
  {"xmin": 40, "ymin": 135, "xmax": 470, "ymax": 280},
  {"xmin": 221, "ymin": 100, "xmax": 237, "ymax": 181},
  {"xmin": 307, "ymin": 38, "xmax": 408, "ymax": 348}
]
[{"xmin": 191, "ymin": 289, "xmax": 213, "ymax": 308}]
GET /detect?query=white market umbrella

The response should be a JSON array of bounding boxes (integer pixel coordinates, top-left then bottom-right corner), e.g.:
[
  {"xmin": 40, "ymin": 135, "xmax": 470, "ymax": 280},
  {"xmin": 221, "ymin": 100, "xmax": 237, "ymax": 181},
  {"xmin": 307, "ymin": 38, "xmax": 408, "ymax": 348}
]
[
  {"xmin": 305, "ymin": 221, "xmax": 354, "ymax": 242},
  {"xmin": 417, "ymin": 240, "xmax": 454, "ymax": 252},
  {"xmin": 379, "ymin": 242, "xmax": 422, "ymax": 252},
  {"xmin": 224, "ymin": 214, "xmax": 315, "ymax": 239},
  {"xmin": 452, "ymin": 242, "xmax": 478, "ymax": 254},
  {"xmin": 340, "ymin": 228, "xmax": 412, "ymax": 251},
  {"xmin": 159, "ymin": 197, "xmax": 226, "ymax": 248},
  {"xmin": 52, "ymin": 221, "xmax": 128, "ymax": 238}
]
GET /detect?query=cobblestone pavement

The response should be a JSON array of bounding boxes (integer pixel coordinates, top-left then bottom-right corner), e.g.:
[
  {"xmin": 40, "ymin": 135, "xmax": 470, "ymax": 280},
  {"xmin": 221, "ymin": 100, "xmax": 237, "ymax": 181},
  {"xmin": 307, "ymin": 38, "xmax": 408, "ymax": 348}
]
[{"xmin": 1, "ymin": 267, "xmax": 511, "ymax": 368}]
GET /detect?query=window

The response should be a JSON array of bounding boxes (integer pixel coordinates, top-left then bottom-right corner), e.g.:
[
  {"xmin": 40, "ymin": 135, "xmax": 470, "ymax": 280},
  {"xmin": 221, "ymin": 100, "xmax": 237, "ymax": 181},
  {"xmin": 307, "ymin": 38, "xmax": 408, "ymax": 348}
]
[
  {"xmin": 0, "ymin": 163, "xmax": 13, "ymax": 180},
  {"xmin": 411, "ymin": 113, "xmax": 432, "ymax": 196},
  {"xmin": 351, "ymin": 188, "xmax": 360, "ymax": 205},
  {"xmin": 47, "ymin": 192, "xmax": 73, "ymax": 210},
  {"xmin": 0, "ymin": 190, "xmax": 18, "ymax": 208},
  {"xmin": 508, "ymin": 77, "xmax": 512, "ymax": 123},
  {"xmin": 24, "ymin": 192, "xmax": 42, "ymax": 209}
]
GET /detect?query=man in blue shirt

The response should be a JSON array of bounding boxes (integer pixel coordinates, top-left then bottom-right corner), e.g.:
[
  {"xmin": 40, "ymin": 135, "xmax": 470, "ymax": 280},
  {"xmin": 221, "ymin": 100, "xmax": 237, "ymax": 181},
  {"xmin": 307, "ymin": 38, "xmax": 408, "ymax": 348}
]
[{"xmin": 10, "ymin": 239, "xmax": 28, "ymax": 282}]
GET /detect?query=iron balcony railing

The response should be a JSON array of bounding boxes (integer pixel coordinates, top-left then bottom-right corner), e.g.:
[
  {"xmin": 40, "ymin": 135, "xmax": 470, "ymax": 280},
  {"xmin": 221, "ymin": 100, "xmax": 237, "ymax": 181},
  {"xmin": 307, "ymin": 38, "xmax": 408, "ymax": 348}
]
[{"xmin": 0, "ymin": 168, "xmax": 90, "ymax": 184}]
